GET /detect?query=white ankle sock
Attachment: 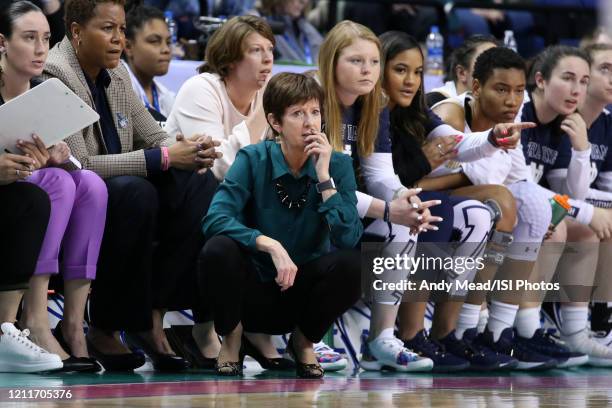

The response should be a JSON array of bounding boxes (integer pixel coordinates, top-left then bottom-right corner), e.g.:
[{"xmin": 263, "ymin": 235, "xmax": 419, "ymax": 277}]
[
  {"xmin": 477, "ymin": 308, "xmax": 489, "ymax": 333},
  {"xmin": 373, "ymin": 328, "xmax": 395, "ymax": 342},
  {"xmin": 515, "ymin": 307, "xmax": 541, "ymax": 338},
  {"xmin": 455, "ymin": 303, "xmax": 481, "ymax": 339},
  {"xmin": 560, "ymin": 306, "xmax": 588, "ymax": 336},
  {"xmin": 488, "ymin": 301, "xmax": 519, "ymax": 342}
]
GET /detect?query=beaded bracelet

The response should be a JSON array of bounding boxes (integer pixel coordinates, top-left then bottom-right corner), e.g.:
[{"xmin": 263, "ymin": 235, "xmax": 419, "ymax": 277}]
[{"xmin": 161, "ymin": 147, "xmax": 170, "ymax": 171}]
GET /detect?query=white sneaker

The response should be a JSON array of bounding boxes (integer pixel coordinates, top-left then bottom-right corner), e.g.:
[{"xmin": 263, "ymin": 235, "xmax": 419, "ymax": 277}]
[
  {"xmin": 562, "ymin": 329, "xmax": 612, "ymax": 367},
  {"xmin": 283, "ymin": 341, "xmax": 348, "ymax": 372},
  {"xmin": 592, "ymin": 330, "xmax": 612, "ymax": 348},
  {"xmin": 360, "ymin": 335, "xmax": 433, "ymax": 372},
  {"xmin": 313, "ymin": 341, "xmax": 347, "ymax": 371},
  {"xmin": 0, "ymin": 323, "xmax": 63, "ymax": 373}
]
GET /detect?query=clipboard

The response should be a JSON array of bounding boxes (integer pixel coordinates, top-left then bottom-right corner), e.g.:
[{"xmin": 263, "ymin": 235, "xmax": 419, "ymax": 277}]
[{"xmin": 0, "ymin": 78, "xmax": 99, "ymax": 153}]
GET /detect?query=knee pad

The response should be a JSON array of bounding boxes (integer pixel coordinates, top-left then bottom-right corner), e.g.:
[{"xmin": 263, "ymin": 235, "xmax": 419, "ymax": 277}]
[
  {"xmin": 508, "ymin": 181, "xmax": 552, "ymax": 242},
  {"xmin": 483, "ymin": 198, "xmax": 503, "ymax": 225},
  {"xmin": 484, "ymin": 229, "xmax": 513, "ymax": 265}
]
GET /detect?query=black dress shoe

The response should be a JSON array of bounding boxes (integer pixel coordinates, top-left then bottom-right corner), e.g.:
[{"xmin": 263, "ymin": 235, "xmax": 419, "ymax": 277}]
[
  {"xmin": 124, "ymin": 332, "xmax": 190, "ymax": 372},
  {"xmin": 86, "ymin": 336, "xmax": 146, "ymax": 371},
  {"xmin": 163, "ymin": 325, "xmax": 217, "ymax": 370},
  {"xmin": 180, "ymin": 335, "xmax": 217, "ymax": 370},
  {"xmin": 242, "ymin": 335, "xmax": 295, "ymax": 371},
  {"xmin": 52, "ymin": 321, "xmax": 102, "ymax": 373},
  {"xmin": 59, "ymin": 356, "xmax": 101, "ymax": 373},
  {"xmin": 286, "ymin": 337, "xmax": 324, "ymax": 379}
]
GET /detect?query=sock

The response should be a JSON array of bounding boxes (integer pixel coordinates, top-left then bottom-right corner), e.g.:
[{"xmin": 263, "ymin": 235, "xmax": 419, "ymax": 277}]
[
  {"xmin": 487, "ymin": 301, "xmax": 519, "ymax": 342},
  {"xmin": 477, "ymin": 308, "xmax": 489, "ymax": 334},
  {"xmin": 560, "ymin": 306, "xmax": 588, "ymax": 336},
  {"xmin": 373, "ymin": 327, "xmax": 395, "ymax": 343},
  {"xmin": 515, "ymin": 307, "xmax": 541, "ymax": 338},
  {"xmin": 455, "ymin": 303, "xmax": 481, "ymax": 339}
]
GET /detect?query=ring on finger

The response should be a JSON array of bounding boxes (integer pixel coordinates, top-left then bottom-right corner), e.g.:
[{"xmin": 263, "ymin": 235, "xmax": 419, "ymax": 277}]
[
  {"xmin": 437, "ymin": 143, "xmax": 444, "ymax": 156},
  {"xmin": 16, "ymin": 169, "xmax": 20, "ymax": 176}
]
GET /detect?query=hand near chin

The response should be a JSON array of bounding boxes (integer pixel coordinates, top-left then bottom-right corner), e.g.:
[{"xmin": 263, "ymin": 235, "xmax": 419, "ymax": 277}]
[{"xmin": 304, "ymin": 132, "xmax": 332, "ymax": 179}]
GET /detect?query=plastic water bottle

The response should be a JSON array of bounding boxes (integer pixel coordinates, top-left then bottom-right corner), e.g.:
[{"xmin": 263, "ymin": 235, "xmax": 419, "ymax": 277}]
[
  {"xmin": 549, "ymin": 194, "xmax": 571, "ymax": 230},
  {"xmin": 426, "ymin": 26, "xmax": 444, "ymax": 76},
  {"xmin": 504, "ymin": 30, "xmax": 518, "ymax": 53},
  {"xmin": 164, "ymin": 11, "xmax": 183, "ymax": 60}
]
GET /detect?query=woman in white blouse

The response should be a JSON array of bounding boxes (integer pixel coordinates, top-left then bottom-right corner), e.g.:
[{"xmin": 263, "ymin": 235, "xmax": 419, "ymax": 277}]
[{"xmin": 165, "ymin": 15, "xmax": 273, "ymax": 181}]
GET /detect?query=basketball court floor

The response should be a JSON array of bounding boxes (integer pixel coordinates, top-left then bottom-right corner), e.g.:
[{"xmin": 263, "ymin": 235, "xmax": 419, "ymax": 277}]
[{"xmin": 2, "ymin": 362, "xmax": 612, "ymax": 407}]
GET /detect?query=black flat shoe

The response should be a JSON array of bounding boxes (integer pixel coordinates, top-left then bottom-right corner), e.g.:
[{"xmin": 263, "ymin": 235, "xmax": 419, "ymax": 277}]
[
  {"xmin": 242, "ymin": 335, "xmax": 295, "ymax": 371},
  {"xmin": 86, "ymin": 336, "xmax": 146, "ymax": 371},
  {"xmin": 180, "ymin": 336, "xmax": 218, "ymax": 370},
  {"xmin": 286, "ymin": 337, "xmax": 324, "ymax": 379},
  {"xmin": 53, "ymin": 321, "xmax": 102, "ymax": 373},
  {"xmin": 60, "ymin": 356, "xmax": 101, "ymax": 373},
  {"xmin": 124, "ymin": 332, "xmax": 190, "ymax": 372},
  {"xmin": 164, "ymin": 325, "xmax": 217, "ymax": 370}
]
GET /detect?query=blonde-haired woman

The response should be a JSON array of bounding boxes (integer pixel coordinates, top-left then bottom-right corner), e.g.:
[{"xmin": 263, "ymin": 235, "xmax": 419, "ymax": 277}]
[{"xmin": 317, "ymin": 20, "xmax": 442, "ymax": 372}]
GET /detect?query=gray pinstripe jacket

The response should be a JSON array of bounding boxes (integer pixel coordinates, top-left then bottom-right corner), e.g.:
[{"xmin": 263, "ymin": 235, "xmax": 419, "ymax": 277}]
[{"xmin": 42, "ymin": 36, "xmax": 173, "ymax": 179}]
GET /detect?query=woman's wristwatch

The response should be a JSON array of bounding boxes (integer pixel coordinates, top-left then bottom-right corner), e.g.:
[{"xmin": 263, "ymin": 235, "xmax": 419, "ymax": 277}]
[{"xmin": 316, "ymin": 178, "xmax": 336, "ymax": 193}]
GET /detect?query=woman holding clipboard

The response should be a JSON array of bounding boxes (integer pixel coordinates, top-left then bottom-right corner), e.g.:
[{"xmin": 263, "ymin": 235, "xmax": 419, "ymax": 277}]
[{"xmin": 0, "ymin": 1, "xmax": 107, "ymax": 373}]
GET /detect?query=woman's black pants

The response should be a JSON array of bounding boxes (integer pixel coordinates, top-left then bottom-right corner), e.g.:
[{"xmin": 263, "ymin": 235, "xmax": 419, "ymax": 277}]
[
  {"xmin": 198, "ymin": 235, "xmax": 361, "ymax": 342},
  {"xmin": 90, "ymin": 169, "xmax": 218, "ymax": 331},
  {"xmin": 0, "ymin": 182, "xmax": 50, "ymax": 291}
]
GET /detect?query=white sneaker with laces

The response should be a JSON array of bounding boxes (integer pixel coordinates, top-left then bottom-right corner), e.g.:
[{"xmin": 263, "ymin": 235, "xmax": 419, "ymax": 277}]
[
  {"xmin": 562, "ymin": 329, "xmax": 612, "ymax": 367},
  {"xmin": 360, "ymin": 335, "xmax": 433, "ymax": 372},
  {"xmin": 0, "ymin": 322, "xmax": 63, "ymax": 373},
  {"xmin": 592, "ymin": 330, "xmax": 612, "ymax": 348},
  {"xmin": 313, "ymin": 341, "xmax": 347, "ymax": 371}
]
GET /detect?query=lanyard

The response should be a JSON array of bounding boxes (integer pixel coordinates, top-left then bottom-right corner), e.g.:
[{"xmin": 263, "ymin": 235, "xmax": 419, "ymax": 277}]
[
  {"xmin": 144, "ymin": 82, "xmax": 161, "ymax": 113},
  {"xmin": 283, "ymin": 31, "xmax": 312, "ymax": 65}
]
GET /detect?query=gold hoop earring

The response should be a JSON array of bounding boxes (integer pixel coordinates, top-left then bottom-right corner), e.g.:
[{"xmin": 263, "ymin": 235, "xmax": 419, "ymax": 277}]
[{"xmin": 75, "ymin": 38, "xmax": 82, "ymax": 55}]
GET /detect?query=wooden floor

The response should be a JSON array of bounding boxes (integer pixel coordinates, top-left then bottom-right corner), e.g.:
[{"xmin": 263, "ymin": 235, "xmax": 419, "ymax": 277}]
[{"xmin": 2, "ymin": 363, "xmax": 612, "ymax": 407}]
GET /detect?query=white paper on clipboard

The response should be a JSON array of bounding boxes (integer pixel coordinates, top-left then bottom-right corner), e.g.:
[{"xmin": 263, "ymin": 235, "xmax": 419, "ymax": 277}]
[{"xmin": 0, "ymin": 78, "xmax": 99, "ymax": 154}]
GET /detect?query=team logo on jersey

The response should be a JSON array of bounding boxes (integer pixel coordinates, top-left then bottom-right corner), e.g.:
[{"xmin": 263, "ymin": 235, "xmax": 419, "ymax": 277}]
[
  {"xmin": 342, "ymin": 124, "xmax": 358, "ymax": 142},
  {"xmin": 530, "ymin": 162, "xmax": 544, "ymax": 183},
  {"xmin": 590, "ymin": 162, "xmax": 599, "ymax": 185},
  {"xmin": 591, "ymin": 144, "xmax": 609, "ymax": 162},
  {"xmin": 526, "ymin": 141, "xmax": 558, "ymax": 165}
]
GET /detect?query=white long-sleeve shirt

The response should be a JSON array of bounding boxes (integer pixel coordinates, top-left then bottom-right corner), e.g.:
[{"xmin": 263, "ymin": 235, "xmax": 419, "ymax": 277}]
[{"xmin": 164, "ymin": 73, "xmax": 267, "ymax": 180}]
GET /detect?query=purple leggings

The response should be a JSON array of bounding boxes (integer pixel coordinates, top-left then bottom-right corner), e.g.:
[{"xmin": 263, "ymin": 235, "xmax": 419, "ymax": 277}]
[{"xmin": 26, "ymin": 168, "xmax": 108, "ymax": 280}]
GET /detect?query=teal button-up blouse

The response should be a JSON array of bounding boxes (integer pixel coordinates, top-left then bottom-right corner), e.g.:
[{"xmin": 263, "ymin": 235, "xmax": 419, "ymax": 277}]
[{"xmin": 202, "ymin": 140, "xmax": 363, "ymax": 281}]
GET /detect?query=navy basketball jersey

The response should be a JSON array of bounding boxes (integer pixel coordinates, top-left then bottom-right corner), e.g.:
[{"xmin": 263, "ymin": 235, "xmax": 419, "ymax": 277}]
[
  {"xmin": 520, "ymin": 100, "xmax": 564, "ymax": 187},
  {"xmin": 552, "ymin": 109, "xmax": 612, "ymax": 188}
]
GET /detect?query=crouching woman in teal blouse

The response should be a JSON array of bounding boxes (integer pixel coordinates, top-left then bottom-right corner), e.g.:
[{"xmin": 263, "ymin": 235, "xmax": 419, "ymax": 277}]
[{"xmin": 200, "ymin": 72, "xmax": 363, "ymax": 378}]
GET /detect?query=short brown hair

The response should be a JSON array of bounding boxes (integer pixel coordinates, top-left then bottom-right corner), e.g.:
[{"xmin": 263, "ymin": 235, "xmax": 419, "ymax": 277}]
[
  {"xmin": 64, "ymin": 0, "xmax": 125, "ymax": 39},
  {"xmin": 583, "ymin": 43, "xmax": 612, "ymax": 60},
  {"xmin": 198, "ymin": 15, "xmax": 275, "ymax": 77},
  {"xmin": 263, "ymin": 72, "xmax": 324, "ymax": 135}
]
